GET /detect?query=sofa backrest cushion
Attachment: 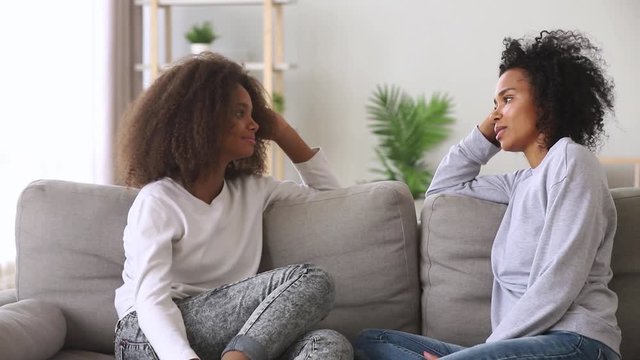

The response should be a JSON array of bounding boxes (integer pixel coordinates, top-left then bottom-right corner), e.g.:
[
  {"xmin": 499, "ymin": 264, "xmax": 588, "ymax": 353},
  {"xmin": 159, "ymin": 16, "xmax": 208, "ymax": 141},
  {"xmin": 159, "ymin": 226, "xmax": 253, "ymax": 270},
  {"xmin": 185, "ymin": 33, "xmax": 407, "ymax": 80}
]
[
  {"xmin": 261, "ymin": 180, "xmax": 420, "ymax": 341},
  {"xmin": 421, "ymin": 188, "xmax": 640, "ymax": 359},
  {"xmin": 15, "ymin": 180, "xmax": 137, "ymax": 353},
  {"xmin": 15, "ymin": 179, "xmax": 420, "ymax": 352},
  {"xmin": 420, "ymin": 194, "xmax": 504, "ymax": 346}
]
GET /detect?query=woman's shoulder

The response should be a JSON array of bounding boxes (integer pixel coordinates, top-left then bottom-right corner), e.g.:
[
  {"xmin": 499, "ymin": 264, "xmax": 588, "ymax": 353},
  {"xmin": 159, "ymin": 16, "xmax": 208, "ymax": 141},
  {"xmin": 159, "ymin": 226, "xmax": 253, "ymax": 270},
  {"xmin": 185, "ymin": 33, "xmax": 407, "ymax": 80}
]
[
  {"xmin": 225, "ymin": 174, "xmax": 279, "ymax": 191},
  {"xmin": 543, "ymin": 137, "xmax": 605, "ymax": 188},
  {"xmin": 133, "ymin": 178, "xmax": 200, "ymax": 214},
  {"xmin": 564, "ymin": 139, "xmax": 601, "ymax": 172},
  {"xmin": 546, "ymin": 137, "xmax": 599, "ymax": 169},
  {"xmin": 225, "ymin": 174, "xmax": 294, "ymax": 206},
  {"xmin": 137, "ymin": 177, "xmax": 181, "ymax": 199}
]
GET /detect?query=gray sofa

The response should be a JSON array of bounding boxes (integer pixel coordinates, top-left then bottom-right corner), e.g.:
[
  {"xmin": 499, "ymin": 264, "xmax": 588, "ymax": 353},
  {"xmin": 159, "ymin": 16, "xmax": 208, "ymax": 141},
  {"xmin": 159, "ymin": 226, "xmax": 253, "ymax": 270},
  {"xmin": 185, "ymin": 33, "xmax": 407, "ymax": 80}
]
[{"xmin": 0, "ymin": 179, "xmax": 638, "ymax": 360}]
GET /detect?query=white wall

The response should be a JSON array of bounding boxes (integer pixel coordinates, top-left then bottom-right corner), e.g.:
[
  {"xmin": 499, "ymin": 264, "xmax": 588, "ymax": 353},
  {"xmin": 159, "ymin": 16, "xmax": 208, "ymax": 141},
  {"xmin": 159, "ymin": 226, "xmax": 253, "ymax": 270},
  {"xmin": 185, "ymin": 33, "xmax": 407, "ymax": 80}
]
[{"xmin": 168, "ymin": 0, "xmax": 640, "ymax": 186}]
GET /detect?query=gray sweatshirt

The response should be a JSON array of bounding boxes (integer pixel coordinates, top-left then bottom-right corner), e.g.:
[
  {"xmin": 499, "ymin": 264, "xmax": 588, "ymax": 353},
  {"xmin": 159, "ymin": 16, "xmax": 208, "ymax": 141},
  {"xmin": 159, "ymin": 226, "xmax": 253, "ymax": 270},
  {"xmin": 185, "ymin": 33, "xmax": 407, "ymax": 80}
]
[{"xmin": 427, "ymin": 127, "xmax": 621, "ymax": 354}]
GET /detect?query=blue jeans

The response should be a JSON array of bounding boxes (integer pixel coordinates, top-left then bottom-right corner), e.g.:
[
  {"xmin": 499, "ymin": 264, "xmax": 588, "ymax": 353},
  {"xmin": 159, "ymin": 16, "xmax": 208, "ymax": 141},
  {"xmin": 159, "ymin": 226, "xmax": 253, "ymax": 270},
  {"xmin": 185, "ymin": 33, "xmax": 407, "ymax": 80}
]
[
  {"xmin": 354, "ymin": 328, "xmax": 620, "ymax": 360},
  {"xmin": 114, "ymin": 264, "xmax": 353, "ymax": 360}
]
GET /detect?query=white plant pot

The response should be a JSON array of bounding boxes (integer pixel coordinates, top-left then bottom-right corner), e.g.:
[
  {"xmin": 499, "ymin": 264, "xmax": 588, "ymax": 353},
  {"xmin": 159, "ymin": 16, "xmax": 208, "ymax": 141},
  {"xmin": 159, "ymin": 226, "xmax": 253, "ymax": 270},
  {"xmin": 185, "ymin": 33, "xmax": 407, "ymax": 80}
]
[{"xmin": 190, "ymin": 43, "xmax": 211, "ymax": 55}]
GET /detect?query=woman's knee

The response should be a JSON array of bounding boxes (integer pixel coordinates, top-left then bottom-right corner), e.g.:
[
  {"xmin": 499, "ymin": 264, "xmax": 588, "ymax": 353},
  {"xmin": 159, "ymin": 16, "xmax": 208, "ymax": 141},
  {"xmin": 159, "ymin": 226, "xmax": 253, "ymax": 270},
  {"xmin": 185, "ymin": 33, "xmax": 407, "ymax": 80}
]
[
  {"xmin": 354, "ymin": 328, "xmax": 385, "ymax": 351},
  {"xmin": 356, "ymin": 328, "xmax": 394, "ymax": 345},
  {"xmin": 308, "ymin": 329, "xmax": 354, "ymax": 360},
  {"xmin": 353, "ymin": 328, "xmax": 389, "ymax": 360},
  {"xmin": 300, "ymin": 264, "xmax": 336, "ymax": 307}
]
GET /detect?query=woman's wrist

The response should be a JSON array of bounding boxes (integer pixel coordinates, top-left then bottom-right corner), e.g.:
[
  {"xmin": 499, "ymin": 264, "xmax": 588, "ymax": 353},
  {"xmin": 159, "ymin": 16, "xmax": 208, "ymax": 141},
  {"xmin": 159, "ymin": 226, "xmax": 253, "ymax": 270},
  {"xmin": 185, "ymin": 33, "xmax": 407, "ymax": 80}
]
[
  {"xmin": 275, "ymin": 125, "xmax": 315, "ymax": 163},
  {"xmin": 478, "ymin": 118, "xmax": 500, "ymax": 147},
  {"xmin": 271, "ymin": 122, "xmax": 292, "ymax": 145}
]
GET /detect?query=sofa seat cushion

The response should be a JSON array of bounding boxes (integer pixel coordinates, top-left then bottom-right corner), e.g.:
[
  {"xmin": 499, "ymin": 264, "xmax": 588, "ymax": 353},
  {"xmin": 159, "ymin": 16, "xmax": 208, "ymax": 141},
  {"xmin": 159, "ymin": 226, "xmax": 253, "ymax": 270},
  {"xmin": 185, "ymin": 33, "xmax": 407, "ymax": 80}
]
[{"xmin": 0, "ymin": 299, "xmax": 66, "ymax": 360}]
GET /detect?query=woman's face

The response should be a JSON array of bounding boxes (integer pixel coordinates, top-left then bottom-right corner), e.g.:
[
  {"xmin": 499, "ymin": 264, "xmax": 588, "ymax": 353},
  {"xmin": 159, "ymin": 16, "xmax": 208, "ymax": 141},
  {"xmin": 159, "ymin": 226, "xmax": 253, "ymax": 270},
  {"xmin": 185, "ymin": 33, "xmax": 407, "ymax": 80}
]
[
  {"xmin": 220, "ymin": 84, "xmax": 259, "ymax": 163},
  {"xmin": 493, "ymin": 68, "xmax": 543, "ymax": 156}
]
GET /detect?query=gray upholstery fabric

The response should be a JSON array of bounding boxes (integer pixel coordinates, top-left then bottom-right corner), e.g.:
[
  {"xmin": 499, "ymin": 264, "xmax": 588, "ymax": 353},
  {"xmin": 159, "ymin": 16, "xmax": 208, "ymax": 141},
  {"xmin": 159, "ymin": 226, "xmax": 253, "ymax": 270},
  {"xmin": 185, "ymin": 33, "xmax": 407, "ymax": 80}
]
[
  {"xmin": 11, "ymin": 179, "xmax": 419, "ymax": 357},
  {"xmin": 15, "ymin": 180, "xmax": 137, "ymax": 354},
  {"xmin": 0, "ymin": 299, "xmax": 66, "ymax": 360},
  {"xmin": 609, "ymin": 187, "xmax": 640, "ymax": 358},
  {"xmin": 262, "ymin": 181, "xmax": 420, "ymax": 341},
  {"xmin": 420, "ymin": 194, "xmax": 504, "ymax": 346},
  {"xmin": 420, "ymin": 188, "xmax": 640, "ymax": 360},
  {"xmin": 49, "ymin": 350, "xmax": 115, "ymax": 360},
  {"xmin": 0, "ymin": 288, "xmax": 16, "ymax": 306},
  {"xmin": 7, "ymin": 178, "xmax": 639, "ymax": 359}
]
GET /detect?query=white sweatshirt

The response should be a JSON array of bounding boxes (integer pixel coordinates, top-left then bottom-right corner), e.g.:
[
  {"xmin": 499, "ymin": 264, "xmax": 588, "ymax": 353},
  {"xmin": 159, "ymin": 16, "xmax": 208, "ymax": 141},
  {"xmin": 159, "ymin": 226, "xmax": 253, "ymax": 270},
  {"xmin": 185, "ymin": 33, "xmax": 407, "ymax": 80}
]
[
  {"xmin": 114, "ymin": 149, "xmax": 339, "ymax": 360},
  {"xmin": 427, "ymin": 127, "xmax": 621, "ymax": 354}
]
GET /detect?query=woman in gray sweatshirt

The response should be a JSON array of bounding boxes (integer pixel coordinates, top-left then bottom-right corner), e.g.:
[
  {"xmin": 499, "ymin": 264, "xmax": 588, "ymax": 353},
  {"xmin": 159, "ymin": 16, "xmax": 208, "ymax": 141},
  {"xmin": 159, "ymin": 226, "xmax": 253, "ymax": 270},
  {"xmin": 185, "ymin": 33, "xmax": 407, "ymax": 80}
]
[{"xmin": 355, "ymin": 29, "xmax": 620, "ymax": 360}]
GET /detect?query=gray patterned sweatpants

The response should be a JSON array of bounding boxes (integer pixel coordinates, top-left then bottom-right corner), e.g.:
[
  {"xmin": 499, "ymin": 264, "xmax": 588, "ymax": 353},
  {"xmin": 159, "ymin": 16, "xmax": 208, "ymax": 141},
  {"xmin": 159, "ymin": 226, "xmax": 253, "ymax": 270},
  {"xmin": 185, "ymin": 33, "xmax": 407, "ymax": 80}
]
[{"xmin": 114, "ymin": 264, "xmax": 353, "ymax": 360}]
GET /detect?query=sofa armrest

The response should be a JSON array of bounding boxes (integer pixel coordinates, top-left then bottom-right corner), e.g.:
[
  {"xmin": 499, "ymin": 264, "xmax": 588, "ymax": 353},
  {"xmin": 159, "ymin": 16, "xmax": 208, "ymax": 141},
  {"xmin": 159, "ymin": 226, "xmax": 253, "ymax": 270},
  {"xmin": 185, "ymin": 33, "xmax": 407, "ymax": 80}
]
[
  {"xmin": 0, "ymin": 288, "xmax": 16, "ymax": 306},
  {"xmin": 0, "ymin": 299, "xmax": 66, "ymax": 360}
]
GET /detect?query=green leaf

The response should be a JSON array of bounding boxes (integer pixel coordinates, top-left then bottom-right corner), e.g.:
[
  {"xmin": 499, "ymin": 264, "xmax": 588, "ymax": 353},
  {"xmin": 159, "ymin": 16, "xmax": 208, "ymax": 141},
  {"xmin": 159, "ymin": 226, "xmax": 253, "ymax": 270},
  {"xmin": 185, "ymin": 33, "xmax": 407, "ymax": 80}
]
[
  {"xmin": 272, "ymin": 92, "xmax": 285, "ymax": 113},
  {"xmin": 367, "ymin": 85, "xmax": 455, "ymax": 198},
  {"xmin": 185, "ymin": 21, "xmax": 218, "ymax": 44}
]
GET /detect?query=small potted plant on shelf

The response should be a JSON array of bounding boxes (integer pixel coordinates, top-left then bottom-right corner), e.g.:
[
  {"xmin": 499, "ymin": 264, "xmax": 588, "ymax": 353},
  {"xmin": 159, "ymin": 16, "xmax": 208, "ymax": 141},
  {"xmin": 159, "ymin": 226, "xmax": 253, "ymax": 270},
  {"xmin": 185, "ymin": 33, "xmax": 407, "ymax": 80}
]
[
  {"xmin": 185, "ymin": 21, "xmax": 218, "ymax": 55},
  {"xmin": 367, "ymin": 84, "xmax": 454, "ymax": 201},
  {"xmin": 272, "ymin": 92, "xmax": 285, "ymax": 114}
]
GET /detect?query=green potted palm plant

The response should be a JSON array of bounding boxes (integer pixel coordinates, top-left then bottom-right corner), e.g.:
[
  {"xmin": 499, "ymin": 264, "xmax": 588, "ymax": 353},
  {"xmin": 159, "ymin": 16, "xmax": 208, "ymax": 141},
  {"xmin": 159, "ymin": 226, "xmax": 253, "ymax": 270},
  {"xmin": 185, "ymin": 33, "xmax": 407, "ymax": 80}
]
[
  {"xmin": 185, "ymin": 21, "xmax": 218, "ymax": 54},
  {"xmin": 367, "ymin": 84, "xmax": 454, "ymax": 200}
]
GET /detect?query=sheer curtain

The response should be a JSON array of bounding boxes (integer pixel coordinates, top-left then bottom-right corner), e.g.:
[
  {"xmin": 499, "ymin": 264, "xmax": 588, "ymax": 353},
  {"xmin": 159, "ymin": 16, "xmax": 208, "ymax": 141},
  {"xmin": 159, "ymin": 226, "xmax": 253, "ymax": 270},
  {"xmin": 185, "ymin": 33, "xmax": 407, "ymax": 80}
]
[{"xmin": 0, "ymin": 1, "xmax": 141, "ymax": 290}]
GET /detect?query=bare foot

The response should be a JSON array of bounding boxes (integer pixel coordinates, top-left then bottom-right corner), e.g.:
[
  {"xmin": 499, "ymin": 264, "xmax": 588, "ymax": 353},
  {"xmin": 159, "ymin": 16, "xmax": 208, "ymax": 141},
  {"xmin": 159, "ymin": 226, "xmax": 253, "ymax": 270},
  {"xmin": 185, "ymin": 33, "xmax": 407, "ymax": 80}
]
[
  {"xmin": 222, "ymin": 351, "xmax": 250, "ymax": 360},
  {"xmin": 423, "ymin": 351, "xmax": 440, "ymax": 360}
]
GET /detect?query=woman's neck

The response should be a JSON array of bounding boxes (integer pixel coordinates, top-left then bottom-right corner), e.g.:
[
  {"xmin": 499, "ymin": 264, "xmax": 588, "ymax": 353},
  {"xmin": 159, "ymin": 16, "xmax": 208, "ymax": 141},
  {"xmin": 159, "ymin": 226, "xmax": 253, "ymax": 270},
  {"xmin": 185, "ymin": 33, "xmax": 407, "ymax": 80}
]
[
  {"xmin": 524, "ymin": 134, "xmax": 549, "ymax": 169},
  {"xmin": 524, "ymin": 146, "xmax": 548, "ymax": 169},
  {"xmin": 188, "ymin": 164, "xmax": 227, "ymax": 204}
]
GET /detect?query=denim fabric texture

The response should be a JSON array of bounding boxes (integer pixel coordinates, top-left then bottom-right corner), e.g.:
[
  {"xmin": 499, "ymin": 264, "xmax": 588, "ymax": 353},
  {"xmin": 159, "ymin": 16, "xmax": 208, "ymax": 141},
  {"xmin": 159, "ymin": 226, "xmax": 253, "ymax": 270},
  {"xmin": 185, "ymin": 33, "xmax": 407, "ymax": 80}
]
[
  {"xmin": 354, "ymin": 329, "xmax": 620, "ymax": 360},
  {"xmin": 114, "ymin": 264, "xmax": 353, "ymax": 360}
]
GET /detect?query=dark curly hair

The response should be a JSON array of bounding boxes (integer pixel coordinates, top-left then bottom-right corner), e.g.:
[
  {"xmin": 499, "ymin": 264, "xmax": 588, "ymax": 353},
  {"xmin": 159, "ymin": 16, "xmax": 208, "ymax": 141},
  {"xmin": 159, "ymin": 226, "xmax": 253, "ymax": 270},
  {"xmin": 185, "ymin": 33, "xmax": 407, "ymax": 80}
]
[
  {"xmin": 499, "ymin": 30, "xmax": 615, "ymax": 151},
  {"xmin": 117, "ymin": 52, "xmax": 274, "ymax": 188}
]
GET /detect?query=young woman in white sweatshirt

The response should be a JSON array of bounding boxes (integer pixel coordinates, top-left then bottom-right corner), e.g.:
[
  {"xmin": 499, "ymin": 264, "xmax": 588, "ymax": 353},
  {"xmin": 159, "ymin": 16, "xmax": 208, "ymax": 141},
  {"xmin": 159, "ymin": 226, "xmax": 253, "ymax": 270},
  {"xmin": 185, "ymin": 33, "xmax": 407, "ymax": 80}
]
[
  {"xmin": 114, "ymin": 52, "xmax": 352, "ymax": 360},
  {"xmin": 355, "ymin": 30, "xmax": 620, "ymax": 360}
]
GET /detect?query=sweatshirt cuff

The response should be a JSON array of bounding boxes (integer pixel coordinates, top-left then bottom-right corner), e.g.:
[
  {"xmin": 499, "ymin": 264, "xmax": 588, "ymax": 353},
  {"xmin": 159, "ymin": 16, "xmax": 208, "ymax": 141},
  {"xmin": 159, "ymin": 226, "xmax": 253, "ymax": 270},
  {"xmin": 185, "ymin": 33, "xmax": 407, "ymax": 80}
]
[
  {"xmin": 463, "ymin": 126, "xmax": 501, "ymax": 165},
  {"xmin": 292, "ymin": 147, "xmax": 340, "ymax": 190}
]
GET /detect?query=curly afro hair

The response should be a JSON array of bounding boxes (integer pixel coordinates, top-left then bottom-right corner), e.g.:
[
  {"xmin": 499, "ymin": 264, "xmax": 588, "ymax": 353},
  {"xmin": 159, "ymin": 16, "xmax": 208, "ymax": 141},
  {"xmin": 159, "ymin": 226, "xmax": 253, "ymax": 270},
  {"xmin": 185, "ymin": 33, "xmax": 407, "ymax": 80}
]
[
  {"xmin": 117, "ymin": 52, "xmax": 274, "ymax": 188},
  {"xmin": 499, "ymin": 30, "xmax": 615, "ymax": 151}
]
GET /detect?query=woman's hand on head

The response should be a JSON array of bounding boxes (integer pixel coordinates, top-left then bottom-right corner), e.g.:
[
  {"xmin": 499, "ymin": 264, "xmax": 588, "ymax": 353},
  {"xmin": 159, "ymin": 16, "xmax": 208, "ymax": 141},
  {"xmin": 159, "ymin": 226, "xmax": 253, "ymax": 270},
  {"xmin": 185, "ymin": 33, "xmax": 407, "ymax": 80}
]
[
  {"xmin": 262, "ymin": 107, "xmax": 316, "ymax": 163},
  {"xmin": 263, "ymin": 108, "xmax": 291, "ymax": 143},
  {"xmin": 479, "ymin": 110, "xmax": 500, "ymax": 147}
]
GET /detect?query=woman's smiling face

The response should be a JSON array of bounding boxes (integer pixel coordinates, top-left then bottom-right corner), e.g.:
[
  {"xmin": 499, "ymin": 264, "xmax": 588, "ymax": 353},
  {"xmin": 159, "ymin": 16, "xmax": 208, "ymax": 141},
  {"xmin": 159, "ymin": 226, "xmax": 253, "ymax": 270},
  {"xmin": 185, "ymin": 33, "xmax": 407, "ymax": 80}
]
[{"xmin": 219, "ymin": 84, "xmax": 260, "ymax": 164}]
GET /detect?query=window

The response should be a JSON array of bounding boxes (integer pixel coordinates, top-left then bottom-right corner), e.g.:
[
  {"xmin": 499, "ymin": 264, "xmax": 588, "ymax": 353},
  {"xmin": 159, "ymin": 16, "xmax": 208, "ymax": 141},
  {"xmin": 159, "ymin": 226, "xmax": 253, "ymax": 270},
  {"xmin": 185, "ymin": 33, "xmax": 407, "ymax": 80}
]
[{"xmin": 0, "ymin": 1, "xmax": 109, "ymax": 267}]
